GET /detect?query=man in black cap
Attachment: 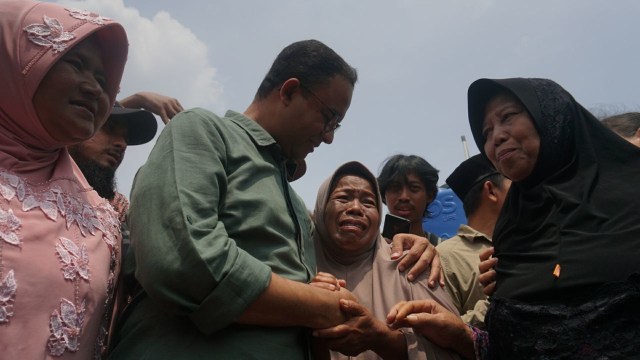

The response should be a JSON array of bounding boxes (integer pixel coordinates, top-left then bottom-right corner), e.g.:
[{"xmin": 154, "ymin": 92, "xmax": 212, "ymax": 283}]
[
  {"xmin": 68, "ymin": 91, "xmax": 182, "ymax": 223},
  {"xmin": 435, "ymin": 154, "xmax": 511, "ymax": 329}
]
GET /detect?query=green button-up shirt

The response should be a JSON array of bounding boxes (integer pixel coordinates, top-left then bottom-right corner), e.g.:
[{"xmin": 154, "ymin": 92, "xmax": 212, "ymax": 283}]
[{"xmin": 110, "ymin": 109, "xmax": 315, "ymax": 359}]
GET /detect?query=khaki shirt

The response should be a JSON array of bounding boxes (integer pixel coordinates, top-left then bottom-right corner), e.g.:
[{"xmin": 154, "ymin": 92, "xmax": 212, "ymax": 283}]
[{"xmin": 436, "ymin": 225, "xmax": 491, "ymax": 329}]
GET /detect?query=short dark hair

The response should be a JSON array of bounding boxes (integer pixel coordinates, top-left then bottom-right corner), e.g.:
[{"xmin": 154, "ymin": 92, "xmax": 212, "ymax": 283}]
[
  {"xmin": 377, "ymin": 154, "xmax": 439, "ymax": 216},
  {"xmin": 462, "ymin": 173, "xmax": 506, "ymax": 215},
  {"xmin": 255, "ymin": 39, "xmax": 358, "ymax": 99},
  {"xmin": 601, "ymin": 112, "xmax": 640, "ymax": 138}
]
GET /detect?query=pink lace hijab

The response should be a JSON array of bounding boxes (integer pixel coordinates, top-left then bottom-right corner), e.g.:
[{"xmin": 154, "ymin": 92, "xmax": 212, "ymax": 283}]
[{"xmin": 0, "ymin": 1, "xmax": 128, "ymax": 358}]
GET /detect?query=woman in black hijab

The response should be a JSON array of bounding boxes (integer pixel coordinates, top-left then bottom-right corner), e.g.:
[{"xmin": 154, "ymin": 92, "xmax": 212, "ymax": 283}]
[{"xmin": 388, "ymin": 78, "xmax": 640, "ymax": 359}]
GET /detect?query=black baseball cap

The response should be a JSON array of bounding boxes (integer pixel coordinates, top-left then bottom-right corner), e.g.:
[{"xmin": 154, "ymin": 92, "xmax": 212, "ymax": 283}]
[
  {"xmin": 108, "ymin": 103, "xmax": 158, "ymax": 145},
  {"xmin": 446, "ymin": 154, "xmax": 500, "ymax": 202}
]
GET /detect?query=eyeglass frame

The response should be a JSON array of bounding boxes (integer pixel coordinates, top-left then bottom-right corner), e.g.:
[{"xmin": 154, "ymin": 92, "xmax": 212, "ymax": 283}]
[{"xmin": 299, "ymin": 83, "xmax": 343, "ymax": 133}]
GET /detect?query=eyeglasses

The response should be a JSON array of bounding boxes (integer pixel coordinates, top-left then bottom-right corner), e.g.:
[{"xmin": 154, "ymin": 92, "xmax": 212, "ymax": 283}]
[{"xmin": 300, "ymin": 83, "xmax": 342, "ymax": 133}]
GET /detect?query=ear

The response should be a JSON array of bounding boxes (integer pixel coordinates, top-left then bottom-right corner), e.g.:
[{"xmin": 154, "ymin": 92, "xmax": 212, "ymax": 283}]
[
  {"xmin": 632, "ymin": 128, "xmax": 640, "ymax": 148},
  {"xmin": 279, "ymin": 78, "xmax": 301, "ymax": 105},
  {"xmin": 484, "ymin": 180, "xmax": 499, "ymax": 203}
]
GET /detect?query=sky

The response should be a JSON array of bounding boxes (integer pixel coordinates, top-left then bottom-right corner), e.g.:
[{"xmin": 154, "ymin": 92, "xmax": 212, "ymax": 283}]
[{"xmin": 53, "ymin": 0, "xmax": 640, "ymax": 208}]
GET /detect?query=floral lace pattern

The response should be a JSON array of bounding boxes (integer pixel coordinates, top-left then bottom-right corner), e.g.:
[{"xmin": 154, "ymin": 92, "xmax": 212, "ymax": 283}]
[
  {"xmin": 0, "ymin": 171, "xmax": 107, "ymax": 237},
  {"xmin": 23, "ymin": 187, "xmax": 59, "ymax": 221},
  {"xmin": 0, "ymin": 203, "xmax": 22, "ymax": 324},
  {"xmin": 0, "ymin": 207, "xmax": 22, "ymax": 247},
  {"xmin": 65, "ymin": 8, "xmax": 111, "ymax": 25},
  {"xmin": 0, "ymin": 270, "xmax": 17, "ymax": 323},
  {"xmin": 23, "ymin": 7, "xmax": 109, "ymax": 54},
  {"xmin": 0, "ymin": 169, "xmax": 120, "ymax": 357},
  {"xmin": 0, "ymin": 172, "xmax": 25, "ymax": 205},
  {"xmin": 56, "ymin": 237, "xmax": 90, "ymax": 281},
  {"xmin": 23, "ymin": 15, "xmax": 75, "ymax": 53},
  {"xmin": 48, "ymin": 298, "xmax": 86, "ymax": 356}
]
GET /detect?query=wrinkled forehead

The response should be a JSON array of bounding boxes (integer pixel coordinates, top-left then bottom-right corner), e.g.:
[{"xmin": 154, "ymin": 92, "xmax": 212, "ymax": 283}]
[
  {"xmin": 332, "ymin": 173, "xmax": 376, "ymax": 194},
  {"xmin": 329, "ymin": 162, "xmax": 381, "ymax": 203},
  {"xmin": 482, "ymin": 91, "xmax": 525, "ymax": 125}
]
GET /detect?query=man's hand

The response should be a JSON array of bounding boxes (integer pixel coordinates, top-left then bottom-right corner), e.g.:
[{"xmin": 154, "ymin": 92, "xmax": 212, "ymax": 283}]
[
  {"xmin": 478, "ymin": 247, "xmax": 497, "ymax": 297},
  {"xmin": 389, "ymin": 233, "xmax": 443, "ymax": 288},
  {"xmin": 118, "ymin": 91, "xmax": 184, "ymax": 124},
  {"xmin": 314, "ymin": 300, "xmax": 407, "ymax": 359}
]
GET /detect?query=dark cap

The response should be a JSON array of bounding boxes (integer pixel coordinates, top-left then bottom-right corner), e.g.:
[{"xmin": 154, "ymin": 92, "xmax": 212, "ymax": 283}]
[
  {"xmin": 446, "ymin": 154, "xmax": 499, "ymax": 202},
  {"xmin": 108, "ymin": 103, "xmax": 158, "ymax": 145}
]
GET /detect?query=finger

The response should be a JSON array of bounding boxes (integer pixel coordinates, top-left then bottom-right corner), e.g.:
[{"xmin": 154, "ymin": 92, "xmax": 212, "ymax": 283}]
[
  {"xmin": 386, "ymin": 307, "xmax": 399, "ymax": 325},
  {"xmin": 440, "ymin": 268, "xmax": 445, "ymax": 287},
  {"xmin": 309, "ymin": 282, "xmax": 337, "ymax": 291},
  {"xmin": 389, "ymin": 234, "xmax": 408, "ymax": 259},
  {"xmin": 386, "ymin": 300, "xmax": 409, "ymax": 324},
  {"xmin": 397, "ymin": 237, "xmax": 428, "ymax": 272},
  {"xmin": 313, "ymin": 324, "xmax": 349, "ymax": 339},
  {"xmin": 478, "ymin": 267, "xmax": 495, "ymax": 285},
  {"xmin": 166, "ymin": 102, "xmax": 181, "ymax": 118},
  {"xmin": 393, "ymin": 300, "xmax": 431, "ymax": 322},
  {"xmin": 159, "ymin": 111, "xmax": 170, "ymax": 125},
  {"xmin": 171, "ymin": 100, "xmax": 184, "ymax": 113},
  {"xmin": 483, "ymin": 281, "xmax": 496, "ymax": 296},
  {"xmin": 404, "ymin": 243, "xmax": 433, "ymax": 282},
  {"xmin": 313, "ymin": 273, "xmax": 341, "ymax": 288},
  {"xmin": 426, "ymin": 253, "xmax": 441, "ymax": 288},
  {"xmin": 339, "ymin": 299, "xmax": 366, "ymax": 317},
  {"xmin": 337, "ymin": 279, "xmax": 347, "ymax": 288},
  {"xmin": 479, "ymin": 247, "xmax": 494, "ymax": 262},
  {"xmin": 390, "ymin": 301, "xmax": 433, "ymax": 328},
  {"xmin": 478, "ymin": 257, "xmax": 498, "ymax": 275},
  {"xmin": 404, "ymin": 312, "xmax": 435, "ymax": 327}
]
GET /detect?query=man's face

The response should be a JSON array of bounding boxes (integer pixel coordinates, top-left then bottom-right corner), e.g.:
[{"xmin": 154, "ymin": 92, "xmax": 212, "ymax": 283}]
[
  {"xmin": 384, "ymin": 173, "xmax": 433, "ymax": 223},
  {"xmin": 69, "ymin": 118, "xmax": 128, "ymax": 171},
  {"xmin": 279, "ymin": 76, "xmax": 354, "ymax": 161}
]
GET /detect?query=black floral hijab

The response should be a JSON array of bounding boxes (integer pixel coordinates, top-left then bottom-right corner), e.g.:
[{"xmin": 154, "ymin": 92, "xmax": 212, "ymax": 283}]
[{"xmin": 468, "ymin": 78, "xmax": 640, "ymax": 301}]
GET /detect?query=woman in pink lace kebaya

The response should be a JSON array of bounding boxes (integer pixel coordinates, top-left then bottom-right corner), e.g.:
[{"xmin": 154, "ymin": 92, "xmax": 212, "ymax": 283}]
[{"xmin": 0, "ymin": 1, "xmax": 128, "ymax": 358}]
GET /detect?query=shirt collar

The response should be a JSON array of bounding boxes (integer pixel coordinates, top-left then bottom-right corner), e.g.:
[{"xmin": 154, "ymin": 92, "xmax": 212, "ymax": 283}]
[
  {"xmin": 225, "ymin": 110, "xmax": 278, "ymax": 148},
  {"xmin": 457, "ymin": 224, "xmax": 492, "ymax": 244}
]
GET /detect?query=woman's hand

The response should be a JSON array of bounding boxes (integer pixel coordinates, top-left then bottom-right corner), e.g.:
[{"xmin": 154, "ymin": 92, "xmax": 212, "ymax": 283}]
[
  {"xmin": 314, "ymin": 299, "xmax": 407, "ymax": 359},
  {"xmin": 310, "ymin": 272, "xmax": 347, "ymax": 291},
  {"xmin": 478, "ymin": 247, "xmax": 497, "ymax": 296},
  {"xmin": 387, "ymin": 300, "xmax": 475, "ymax": 360},
  {"xmin": 389, "ymin": 233, "xmax": 444, "ymax": 288}
]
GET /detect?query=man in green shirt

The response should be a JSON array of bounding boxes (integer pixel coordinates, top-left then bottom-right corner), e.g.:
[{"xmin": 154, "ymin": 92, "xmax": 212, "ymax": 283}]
[{"xmin": 108, "ymin": 39, "xmax": 362, "ymax": 359}]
